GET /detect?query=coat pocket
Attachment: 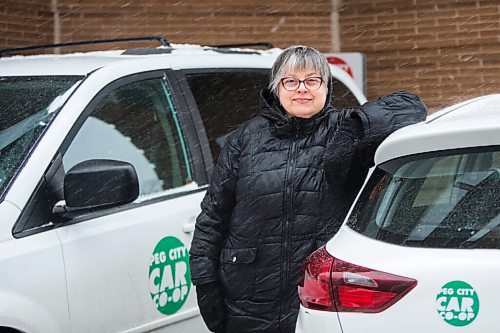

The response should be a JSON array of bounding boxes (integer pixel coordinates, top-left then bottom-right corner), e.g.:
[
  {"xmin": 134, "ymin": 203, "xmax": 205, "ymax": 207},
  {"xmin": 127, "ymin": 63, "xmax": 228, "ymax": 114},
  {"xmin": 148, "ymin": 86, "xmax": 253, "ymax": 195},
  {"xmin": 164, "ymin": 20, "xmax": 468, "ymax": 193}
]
[{"xmin": 219, "ymin": 248, "xmax": 257, "ymax": 300}]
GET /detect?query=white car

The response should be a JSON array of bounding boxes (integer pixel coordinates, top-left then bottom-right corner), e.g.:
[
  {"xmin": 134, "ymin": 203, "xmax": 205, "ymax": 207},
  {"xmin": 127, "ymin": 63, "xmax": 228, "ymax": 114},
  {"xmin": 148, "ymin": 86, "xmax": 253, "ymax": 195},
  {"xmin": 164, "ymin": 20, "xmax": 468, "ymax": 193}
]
[
  {"xmin": 0, "ymin": 37, "xmax": 366, "ymax": 333},
  {"xmin": 296, "ymin": 94, "xmax": 500, "ymax": 332}
]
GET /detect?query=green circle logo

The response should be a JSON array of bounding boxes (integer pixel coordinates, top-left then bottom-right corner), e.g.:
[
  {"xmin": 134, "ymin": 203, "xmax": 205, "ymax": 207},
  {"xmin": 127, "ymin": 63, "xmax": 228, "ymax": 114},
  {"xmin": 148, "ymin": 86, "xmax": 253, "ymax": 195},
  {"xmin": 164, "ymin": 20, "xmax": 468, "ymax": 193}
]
[
  {"xmin": 436, "ymin": 280, "xmax": 479, "ymax": 326},
  {"xmin": 149, "ymin": 236, "xmax": 191, "ymax": 315}
]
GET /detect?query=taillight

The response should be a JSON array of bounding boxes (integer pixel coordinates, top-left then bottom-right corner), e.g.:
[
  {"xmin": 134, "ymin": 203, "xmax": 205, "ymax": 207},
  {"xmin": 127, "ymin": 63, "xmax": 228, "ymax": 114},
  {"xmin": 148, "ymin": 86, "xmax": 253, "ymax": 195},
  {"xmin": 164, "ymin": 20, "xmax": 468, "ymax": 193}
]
[
  {"xmin": 298, "ymin": 246, "xmax": 334, "ymax": 310},
  {"xmin": 298, "ymin": 246, "xmax": 417, "ymax": 313}
]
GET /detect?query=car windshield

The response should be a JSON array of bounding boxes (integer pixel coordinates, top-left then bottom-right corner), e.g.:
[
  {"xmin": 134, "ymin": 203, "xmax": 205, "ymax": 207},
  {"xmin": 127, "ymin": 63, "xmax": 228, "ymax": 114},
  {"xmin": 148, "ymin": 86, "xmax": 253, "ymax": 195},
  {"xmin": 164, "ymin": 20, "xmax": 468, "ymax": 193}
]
[
  {"xmin": 0, "ymin": 76, "xmax": 83, "ymax": 198},
  {"xmin": 347, "ymin": 147, "xmax": 500, "ymax": 249}
]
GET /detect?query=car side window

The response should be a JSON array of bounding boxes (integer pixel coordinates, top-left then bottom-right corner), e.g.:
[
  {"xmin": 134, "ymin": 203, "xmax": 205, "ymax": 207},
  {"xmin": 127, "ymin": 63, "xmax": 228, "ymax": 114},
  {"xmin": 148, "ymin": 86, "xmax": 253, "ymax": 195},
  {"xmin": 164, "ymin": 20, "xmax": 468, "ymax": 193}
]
[
  {"xmin": 331, "ymin": 78, "xmax": 360, "ymax": 109},
  {"xmin": 63, "ymin": 77, "xmax": 193, "ymax": 200},
  {"xmin": 184, "ymin": 70, "xmax": 270, "ymax": 160}
]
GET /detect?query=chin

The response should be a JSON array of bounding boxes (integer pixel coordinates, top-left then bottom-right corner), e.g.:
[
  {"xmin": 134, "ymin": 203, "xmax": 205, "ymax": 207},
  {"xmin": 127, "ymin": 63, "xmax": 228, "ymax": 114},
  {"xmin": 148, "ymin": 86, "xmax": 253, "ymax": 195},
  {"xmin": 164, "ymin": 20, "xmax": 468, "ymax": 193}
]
[{"xmin": 289, "ymin": 109, "xmax": 317, "ymax": 118}]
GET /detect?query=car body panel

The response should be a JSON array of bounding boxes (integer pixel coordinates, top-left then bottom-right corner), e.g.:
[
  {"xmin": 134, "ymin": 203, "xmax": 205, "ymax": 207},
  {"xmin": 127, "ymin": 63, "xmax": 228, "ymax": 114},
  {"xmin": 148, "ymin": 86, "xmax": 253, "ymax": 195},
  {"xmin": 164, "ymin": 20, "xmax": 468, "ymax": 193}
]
[
  {"xmin": 56, "ymin": 190, "xmax": 206, "ymax": 332},
  {"xmin": 0, "ymin": 203, "xmax": 70, "ymax": 333},
  {"xmin": 375, "ymin": 94, "xmax": 500, "ymax": 165},
  {"xmin": 328, "ymin": 227, "xmax": 499, "ymax": 331},
  {"xmin": 296, "ymin": 306, "xmax": 343, "ymax": 333}
]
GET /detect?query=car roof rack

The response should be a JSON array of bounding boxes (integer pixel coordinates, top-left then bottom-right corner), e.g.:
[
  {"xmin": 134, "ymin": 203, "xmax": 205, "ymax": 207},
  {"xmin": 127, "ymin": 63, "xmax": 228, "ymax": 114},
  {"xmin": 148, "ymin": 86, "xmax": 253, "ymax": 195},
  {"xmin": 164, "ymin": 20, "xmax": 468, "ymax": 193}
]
[
  {"xmin": 0, "ymin": 36, "xmax": 170, "ymax": 58},
  {"xmin": 123, "ymin": 41, "xmax": 276, "ymax": 56},
  {"xmin": 209, "ymin": 42, "xmax": 274, "ymax": 49}
]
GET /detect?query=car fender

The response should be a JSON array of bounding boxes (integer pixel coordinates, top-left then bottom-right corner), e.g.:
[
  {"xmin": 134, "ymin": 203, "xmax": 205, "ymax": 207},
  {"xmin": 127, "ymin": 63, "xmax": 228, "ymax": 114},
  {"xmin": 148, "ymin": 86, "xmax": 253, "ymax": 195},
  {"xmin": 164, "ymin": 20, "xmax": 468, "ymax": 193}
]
[{"xmin": 0, "ymin": 289, "xmax": 68, "ymax": 333}]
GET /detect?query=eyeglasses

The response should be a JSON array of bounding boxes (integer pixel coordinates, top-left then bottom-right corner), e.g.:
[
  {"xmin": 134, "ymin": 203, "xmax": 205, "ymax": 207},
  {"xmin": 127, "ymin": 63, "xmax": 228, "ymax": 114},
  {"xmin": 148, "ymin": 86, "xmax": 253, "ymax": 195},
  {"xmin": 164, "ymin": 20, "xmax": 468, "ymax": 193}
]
[{"xmin": 280, "ymin": 77, "xmax": 324, "ymax": 91}]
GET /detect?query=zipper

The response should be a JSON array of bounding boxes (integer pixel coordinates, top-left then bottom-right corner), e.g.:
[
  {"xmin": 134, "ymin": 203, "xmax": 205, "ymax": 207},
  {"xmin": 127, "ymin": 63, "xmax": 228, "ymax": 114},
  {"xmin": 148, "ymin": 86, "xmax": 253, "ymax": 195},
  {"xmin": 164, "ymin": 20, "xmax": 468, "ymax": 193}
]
[{"xmin": 280, "ymin": 126, "xmax": 299, "ymax": 329}]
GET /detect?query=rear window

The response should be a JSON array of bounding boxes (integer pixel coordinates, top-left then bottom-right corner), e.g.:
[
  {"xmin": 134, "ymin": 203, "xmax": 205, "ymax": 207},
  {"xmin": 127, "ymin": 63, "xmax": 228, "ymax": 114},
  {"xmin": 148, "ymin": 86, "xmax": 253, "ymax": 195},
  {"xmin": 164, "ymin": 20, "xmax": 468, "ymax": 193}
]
[{"xmin": 347, "ymin": 147, "xmax": 500, "ymax": 249}]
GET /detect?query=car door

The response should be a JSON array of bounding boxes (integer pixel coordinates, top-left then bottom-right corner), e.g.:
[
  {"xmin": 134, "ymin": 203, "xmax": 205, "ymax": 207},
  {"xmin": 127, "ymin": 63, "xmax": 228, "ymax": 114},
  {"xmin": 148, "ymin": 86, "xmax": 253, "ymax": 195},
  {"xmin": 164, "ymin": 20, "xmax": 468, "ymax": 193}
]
[{"xmin": 54, "ymin": 72, "xmax": 210, "ymax": 332}]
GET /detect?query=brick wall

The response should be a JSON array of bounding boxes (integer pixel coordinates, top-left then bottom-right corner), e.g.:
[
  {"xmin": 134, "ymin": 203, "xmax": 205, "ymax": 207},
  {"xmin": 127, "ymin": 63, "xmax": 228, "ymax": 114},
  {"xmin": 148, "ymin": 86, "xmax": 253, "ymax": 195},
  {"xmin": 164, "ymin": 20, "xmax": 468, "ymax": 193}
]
[
  {"xmin": 53, "ymin": 0, "xmax": 333, "ymax": 52},
  {"xmin": 1, "ymin": 0, "xmax": 499, "ymax": 110},
  {"xmin": 339, "ymin": 0, "xmax": 500, "ymax": 110},
  {"xmin": 0, "ymin": 0, "xmax": 52, "ymax": 49}
]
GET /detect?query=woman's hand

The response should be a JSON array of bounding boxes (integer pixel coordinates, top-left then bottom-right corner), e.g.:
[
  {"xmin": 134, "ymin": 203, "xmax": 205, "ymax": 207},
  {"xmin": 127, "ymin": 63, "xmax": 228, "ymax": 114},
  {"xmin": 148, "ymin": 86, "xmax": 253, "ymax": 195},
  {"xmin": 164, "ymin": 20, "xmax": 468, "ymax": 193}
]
[{"xmin": 196, "ymin": 282, "xmax": 226, "ymax": 333}]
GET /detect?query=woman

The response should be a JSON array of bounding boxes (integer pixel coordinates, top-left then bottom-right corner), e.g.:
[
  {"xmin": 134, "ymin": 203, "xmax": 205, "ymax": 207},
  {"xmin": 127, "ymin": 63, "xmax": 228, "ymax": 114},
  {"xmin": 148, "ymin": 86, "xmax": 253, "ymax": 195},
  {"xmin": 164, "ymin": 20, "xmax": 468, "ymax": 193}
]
[{"xmin": 189, "ymin": 45, "xmax": 427, "ymax": 333}]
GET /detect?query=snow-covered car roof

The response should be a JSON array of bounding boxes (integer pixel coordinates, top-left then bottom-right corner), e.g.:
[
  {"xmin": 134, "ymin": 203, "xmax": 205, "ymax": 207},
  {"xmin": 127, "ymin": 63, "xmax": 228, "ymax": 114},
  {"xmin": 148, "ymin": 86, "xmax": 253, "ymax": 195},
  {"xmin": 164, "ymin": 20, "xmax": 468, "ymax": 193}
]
[
  {"xmin": 375, "ymin": 94, "xmax": 500, "ymax": 164},
  {"xmin": 0, "ymin": 44, "xmax": 283, "ymax": 76}
]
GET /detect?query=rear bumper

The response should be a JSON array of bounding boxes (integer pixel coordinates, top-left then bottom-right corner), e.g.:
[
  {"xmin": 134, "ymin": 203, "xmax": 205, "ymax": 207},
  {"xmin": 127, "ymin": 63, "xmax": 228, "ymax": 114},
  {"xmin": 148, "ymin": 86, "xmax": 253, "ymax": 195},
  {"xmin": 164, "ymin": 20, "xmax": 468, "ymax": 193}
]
[{"xmin": 295, "ymin": 305, "xmax": 343, "ymax": 333}]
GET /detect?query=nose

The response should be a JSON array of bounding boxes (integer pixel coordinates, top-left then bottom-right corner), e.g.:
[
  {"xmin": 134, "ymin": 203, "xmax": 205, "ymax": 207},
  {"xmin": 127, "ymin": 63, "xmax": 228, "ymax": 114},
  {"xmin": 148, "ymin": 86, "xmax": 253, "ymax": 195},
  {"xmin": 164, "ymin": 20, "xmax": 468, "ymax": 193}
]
[{"xmin": 296, "ymin": 80, "xmax": 309, "ymax": 92}]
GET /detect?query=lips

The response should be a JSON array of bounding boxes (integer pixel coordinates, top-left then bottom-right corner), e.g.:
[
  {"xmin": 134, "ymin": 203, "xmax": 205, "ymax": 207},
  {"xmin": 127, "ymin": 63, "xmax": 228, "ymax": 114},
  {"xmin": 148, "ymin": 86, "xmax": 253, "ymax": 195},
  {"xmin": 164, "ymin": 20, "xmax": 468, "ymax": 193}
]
[{"xmin": 293, "ymin": 98, "xmax": 312, "ymax": 103}]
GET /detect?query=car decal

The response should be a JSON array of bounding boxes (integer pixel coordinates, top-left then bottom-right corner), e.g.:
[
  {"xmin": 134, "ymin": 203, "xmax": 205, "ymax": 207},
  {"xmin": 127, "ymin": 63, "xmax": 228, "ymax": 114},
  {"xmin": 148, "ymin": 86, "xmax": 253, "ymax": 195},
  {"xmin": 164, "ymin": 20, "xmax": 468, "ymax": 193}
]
[
  {"xmin": 149, "ymin": 236, "xmax": 191, "ymax": 315},
  {"xmin": 436, "ymin": 280, "xmax": 479, "ymax": 327}
]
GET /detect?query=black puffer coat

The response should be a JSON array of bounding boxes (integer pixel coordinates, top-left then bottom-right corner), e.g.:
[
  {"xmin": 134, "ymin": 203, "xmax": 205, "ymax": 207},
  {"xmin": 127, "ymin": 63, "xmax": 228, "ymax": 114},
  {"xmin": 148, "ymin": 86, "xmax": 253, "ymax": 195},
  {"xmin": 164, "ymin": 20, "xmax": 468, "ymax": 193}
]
[{"xmin": 190, "ymin": 88, "xmax": 427, "ymax": 333}]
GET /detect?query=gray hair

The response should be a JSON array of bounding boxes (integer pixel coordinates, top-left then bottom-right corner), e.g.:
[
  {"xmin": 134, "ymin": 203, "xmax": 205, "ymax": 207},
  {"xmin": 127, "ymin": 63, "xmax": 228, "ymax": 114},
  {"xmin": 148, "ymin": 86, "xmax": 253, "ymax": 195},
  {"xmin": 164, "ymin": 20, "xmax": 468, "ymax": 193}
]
[{"xmin": 269, "ymin": 45, "xmax": 331, "ymax": 95}]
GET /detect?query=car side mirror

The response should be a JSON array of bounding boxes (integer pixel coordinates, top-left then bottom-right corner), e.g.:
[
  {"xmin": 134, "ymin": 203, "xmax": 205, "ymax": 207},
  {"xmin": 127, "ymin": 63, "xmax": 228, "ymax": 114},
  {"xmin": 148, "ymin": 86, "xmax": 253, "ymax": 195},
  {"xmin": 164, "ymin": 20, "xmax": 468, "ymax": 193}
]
[{"xmin": 54, "ymin": 159, "xmax": 139, "ymax": 217}]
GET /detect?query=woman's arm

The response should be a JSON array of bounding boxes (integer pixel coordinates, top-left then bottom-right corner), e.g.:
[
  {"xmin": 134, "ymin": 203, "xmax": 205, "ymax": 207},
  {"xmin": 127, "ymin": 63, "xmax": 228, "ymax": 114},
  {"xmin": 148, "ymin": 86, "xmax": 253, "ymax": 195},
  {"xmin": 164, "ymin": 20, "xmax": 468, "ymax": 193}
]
[
  {"xmin": 189, "ymin": 128, "xmax": 241, "ymax": 284},
  {"xmin": 324, "ymin": 91, "xmax": 427, "ymax": 188},
  {"xmin": 189, "ymin": 128, "xmax": 242, "ymax": 333},
  {"xmin": 353, "ymin": 90, "xmax": 428, "ymax": 169}
]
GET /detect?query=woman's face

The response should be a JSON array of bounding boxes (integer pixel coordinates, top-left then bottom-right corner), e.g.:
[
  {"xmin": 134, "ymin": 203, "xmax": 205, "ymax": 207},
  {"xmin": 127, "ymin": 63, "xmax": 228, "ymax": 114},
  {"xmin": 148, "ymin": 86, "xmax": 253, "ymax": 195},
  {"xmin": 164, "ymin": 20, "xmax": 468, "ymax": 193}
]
[{"xmin": 277, "ymin": 68, "xmax": 328, "ymax": 119}]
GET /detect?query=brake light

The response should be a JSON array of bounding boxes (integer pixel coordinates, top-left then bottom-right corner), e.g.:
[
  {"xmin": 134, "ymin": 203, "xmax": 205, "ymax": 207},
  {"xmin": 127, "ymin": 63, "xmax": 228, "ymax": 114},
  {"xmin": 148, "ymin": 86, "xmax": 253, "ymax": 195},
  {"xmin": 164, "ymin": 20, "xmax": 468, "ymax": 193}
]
[
  {"xmin": 298, "ymin": 246, "xmax": 334, "ymax": 310},
  {"xmin": 298, "ymin": 246, "xmax": 417, "ymax": 313}
]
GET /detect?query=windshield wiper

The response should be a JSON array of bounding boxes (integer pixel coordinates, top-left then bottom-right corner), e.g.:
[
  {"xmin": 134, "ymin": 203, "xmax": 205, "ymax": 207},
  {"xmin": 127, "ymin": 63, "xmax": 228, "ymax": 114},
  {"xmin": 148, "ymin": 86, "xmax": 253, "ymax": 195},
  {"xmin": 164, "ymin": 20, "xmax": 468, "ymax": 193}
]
[{"xmin": 0, "ymin": 109, "xmax": 49, "ymax": 151}]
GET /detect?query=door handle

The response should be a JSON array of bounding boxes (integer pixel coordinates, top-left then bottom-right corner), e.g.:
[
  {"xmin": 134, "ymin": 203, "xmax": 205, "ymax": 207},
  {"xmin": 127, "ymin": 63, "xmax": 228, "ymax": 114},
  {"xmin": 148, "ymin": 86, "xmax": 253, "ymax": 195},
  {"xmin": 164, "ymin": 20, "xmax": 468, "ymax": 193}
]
[{"xmin": 182, "ymin": 216, "xmax": 197, "ymax": 233}]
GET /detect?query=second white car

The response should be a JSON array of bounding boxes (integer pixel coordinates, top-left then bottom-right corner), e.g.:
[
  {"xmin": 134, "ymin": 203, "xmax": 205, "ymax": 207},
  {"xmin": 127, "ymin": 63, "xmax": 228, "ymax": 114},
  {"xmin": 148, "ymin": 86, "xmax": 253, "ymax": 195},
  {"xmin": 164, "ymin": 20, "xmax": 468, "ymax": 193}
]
[{"xmin": 297, "ymin": 94, "xmax": 500, "ymax": 333}]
